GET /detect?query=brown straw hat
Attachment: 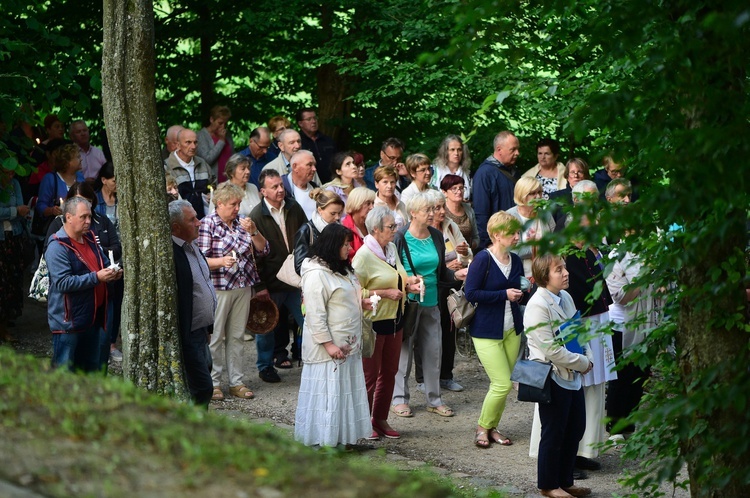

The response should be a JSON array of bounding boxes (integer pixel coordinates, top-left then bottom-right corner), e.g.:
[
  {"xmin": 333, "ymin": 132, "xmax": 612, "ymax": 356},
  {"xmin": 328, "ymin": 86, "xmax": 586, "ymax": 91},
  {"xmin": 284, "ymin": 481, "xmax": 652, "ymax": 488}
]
[{"xmin": 246, "ymin": 296, "xmax": 279, "ymax": 334}]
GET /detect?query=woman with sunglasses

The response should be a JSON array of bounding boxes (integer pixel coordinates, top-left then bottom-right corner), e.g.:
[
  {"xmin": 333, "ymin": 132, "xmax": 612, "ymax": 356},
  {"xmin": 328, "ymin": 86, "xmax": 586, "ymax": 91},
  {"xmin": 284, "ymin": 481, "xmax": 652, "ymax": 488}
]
[{"xmin": 507, "ymin": 176, "xmax": 556, "ymax": 277}]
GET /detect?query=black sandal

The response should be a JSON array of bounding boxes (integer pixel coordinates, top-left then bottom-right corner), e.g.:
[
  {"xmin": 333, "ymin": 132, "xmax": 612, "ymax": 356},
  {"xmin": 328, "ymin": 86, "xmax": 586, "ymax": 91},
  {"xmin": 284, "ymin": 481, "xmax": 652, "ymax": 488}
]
[{"xmin": 274, "ymin": 356, "xmax": 293, "ymax": 369}]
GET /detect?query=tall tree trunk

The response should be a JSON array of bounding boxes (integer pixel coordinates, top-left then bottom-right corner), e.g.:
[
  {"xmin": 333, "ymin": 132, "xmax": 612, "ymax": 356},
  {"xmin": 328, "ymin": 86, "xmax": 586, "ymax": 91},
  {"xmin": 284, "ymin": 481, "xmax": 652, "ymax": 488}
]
[
  {"xmin": 198, "ymin": 5, "xmax": 215, "ymax": 123},
  {"xmin": 101, "ymin": 0, "xmax": 188, "ymax": 399},
  {"xmin": 316, "ymin": 4, "xmax": 351, "ymax": 149},
  {"xmin": 677, "ymin": 212, "xmax": 750, "ymax": 497}
]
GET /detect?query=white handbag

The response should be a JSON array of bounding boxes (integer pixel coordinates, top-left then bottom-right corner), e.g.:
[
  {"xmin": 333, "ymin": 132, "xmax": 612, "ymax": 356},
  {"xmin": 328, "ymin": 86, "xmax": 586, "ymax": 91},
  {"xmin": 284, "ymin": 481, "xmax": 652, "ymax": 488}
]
[{"xmin": 276, "ymin": 254, "xmax": 301, "ymax": 288}]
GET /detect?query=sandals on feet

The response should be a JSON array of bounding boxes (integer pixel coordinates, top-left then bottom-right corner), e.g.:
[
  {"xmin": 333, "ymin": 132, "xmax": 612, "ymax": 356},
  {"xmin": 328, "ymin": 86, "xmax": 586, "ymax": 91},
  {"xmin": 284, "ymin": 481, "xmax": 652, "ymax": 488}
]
[
  {"xmin": 274, "ymin": 356, "xmax": 293, "ymax": 369},
  {"xmin": 475, "ymin": 430, "xmax": 491, "ymax": 448},
  {"xmin": 426, "ymin": 405, "xmax": 455, "ymax": 417},
  {"xmin": 211, "ymin": 387, "xmax": 225, "ymax": 401},
  {"xmin": 489, "ymin": 428, "xmax": 512, "ymax": 445},
  {"xmin": 389, "ymin": 404, "xmax": 413, "ymax": 418},
  {"xmin": 229, "ymin": 385, "xmax": 255, "ymax": 399}
]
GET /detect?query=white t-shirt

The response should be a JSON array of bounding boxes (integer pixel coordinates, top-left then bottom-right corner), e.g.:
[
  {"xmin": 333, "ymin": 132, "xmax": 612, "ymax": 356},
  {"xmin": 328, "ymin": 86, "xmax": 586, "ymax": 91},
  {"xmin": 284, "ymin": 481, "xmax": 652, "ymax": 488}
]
[{"xmin": 293, "ymin": 183, "xmax": 316, "ymax": 220}]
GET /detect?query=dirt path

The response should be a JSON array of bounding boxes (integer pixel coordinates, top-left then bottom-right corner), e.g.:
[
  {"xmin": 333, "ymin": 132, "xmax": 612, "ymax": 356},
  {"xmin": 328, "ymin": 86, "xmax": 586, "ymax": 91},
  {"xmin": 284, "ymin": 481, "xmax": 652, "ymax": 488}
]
[{"xmin": 10, "ymin": 293, "xmax": 689, "ymax": 497}]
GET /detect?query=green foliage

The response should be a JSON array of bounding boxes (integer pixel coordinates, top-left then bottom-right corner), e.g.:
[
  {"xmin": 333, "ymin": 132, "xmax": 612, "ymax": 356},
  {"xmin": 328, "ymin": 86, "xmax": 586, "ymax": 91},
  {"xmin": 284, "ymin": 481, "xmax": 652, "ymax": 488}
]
[
  {"xmin": 433, "ymin": 0, "xmax": 750, "ymax": 495},
  {"xmin": 0, "ymin": 347, "xmax": 480, "ymax": 497}
]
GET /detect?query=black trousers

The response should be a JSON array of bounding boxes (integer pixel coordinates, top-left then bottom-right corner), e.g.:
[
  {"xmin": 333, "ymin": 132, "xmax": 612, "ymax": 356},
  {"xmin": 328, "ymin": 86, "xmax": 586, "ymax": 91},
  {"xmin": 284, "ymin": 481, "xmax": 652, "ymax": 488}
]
[
  {"xmin": 538, "ymin": 382, "xmax": 586, "ymax": 490},
  {"xmin": 182, "ymin": 325, "xmax": 213, "ymax": 409},
  {"xmin": 606, "ymin": 330, "xmax": 648, "ymax": 432}
]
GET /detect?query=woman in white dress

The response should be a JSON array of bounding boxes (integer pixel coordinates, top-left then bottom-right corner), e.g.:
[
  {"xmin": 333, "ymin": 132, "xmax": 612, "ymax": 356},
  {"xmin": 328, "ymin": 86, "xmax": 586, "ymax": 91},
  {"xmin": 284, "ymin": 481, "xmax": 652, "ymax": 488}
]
[{"xmin": 295, "ymin": 223, "xmax": 372, "ymax": 447}]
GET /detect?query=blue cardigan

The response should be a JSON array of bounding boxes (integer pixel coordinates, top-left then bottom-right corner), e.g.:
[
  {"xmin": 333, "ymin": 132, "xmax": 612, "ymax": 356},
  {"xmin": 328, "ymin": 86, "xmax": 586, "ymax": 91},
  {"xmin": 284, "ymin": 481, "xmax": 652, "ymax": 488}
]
[{"xmin": 464, "ymin": 249, "xmax": 524, "ymax": 340}]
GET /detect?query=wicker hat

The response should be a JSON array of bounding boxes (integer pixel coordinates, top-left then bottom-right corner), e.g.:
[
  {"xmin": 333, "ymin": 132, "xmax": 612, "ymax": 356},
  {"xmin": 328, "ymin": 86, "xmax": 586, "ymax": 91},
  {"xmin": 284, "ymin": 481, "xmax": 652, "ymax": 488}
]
[{"xmin": 246, "ymin": 296, "xmax": 279, "ymax": 335}]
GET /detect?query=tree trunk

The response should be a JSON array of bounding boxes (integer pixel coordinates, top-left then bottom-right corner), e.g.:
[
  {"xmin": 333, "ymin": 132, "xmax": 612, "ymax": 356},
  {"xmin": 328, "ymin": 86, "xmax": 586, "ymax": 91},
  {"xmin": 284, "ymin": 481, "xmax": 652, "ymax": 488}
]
[
  {"xmin": 316, "ymin": 3, "xmax": 351, "ymax": 149},
  {"xmin": 101, "ymin": 0, "xmax": 188, "ymax": 400},
  {"xmin": 677, "ymin": 212, "xmax": 750, "ymax": 497},
  {"xmin": 198, "ymin": 5, "xmax": 215, "ymax": 123}
]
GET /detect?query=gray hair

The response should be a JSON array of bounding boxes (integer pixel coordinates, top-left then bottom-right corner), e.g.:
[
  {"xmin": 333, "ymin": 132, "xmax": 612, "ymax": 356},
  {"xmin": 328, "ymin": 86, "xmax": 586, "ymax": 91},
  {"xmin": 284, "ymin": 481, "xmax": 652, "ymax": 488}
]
[
  {"xmin": 168, "ymin": 199, "xmax": 194, "ymax": 225},
  {"xmin": 424, "ymin": 189, "xmax": 445, "ymax": 205},
  {"xmin": 493, "ymin": 130, "xmax": 515, "ymax": 149},
  {"xmin": 405, "ymin": 191, "xmax": 435, "ymax": 215},
  {"xmin": 605, "ymin": 178, "xmax": 632, "ymax": 199},
  {"xmin": 365, "ymin": 205, "xmax": 395, "ymax": 233},
  {"xmin": 290, "ymin": 149, "xmax": 315, "ymax": 166},
  {"xmin": 68, "ymin": 119, "xmax": 86, "ymax": 135},
  {"xmin": 62, "ymin": 196, "xmax": 91, "ymax": 221},
  {"xmin": 572, "ymin": 180, "xmax": 599, "ymax": 204},
  {"xmin": 224, "ymin": 153, "xmax": 251, "ymax": 181},
  {"xmin": 278, "ymin": 128, "xmax": 300, "ymax": 143},
  {"xmin": 434, "ymin": 134, "xmax": 471, "ymax": 172}
]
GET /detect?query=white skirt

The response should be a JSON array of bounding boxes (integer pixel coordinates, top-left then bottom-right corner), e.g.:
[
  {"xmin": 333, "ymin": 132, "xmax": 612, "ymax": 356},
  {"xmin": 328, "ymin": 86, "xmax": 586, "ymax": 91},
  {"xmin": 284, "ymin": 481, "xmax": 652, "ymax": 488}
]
[{"xmin": 294, "ymin": 355, "xmax": 371, "ymax": 447}]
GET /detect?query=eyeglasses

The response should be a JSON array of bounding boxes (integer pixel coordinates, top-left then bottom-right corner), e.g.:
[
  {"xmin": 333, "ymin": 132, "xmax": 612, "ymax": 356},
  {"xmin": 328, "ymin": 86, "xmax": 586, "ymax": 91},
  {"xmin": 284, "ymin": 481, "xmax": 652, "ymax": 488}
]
[
  {"xmin": 448, "ymin": 186, "xmax": 465, "ymax": 193},
  {"xmin": 415, "ymin": 167, "xmax": 432, "ymax": 174},
  {"xmin": 568, "ymin": 170, "xmax": 584, "ymax": 177},
  {"xmin": 384, "ymin": 224, "xmax": 398, "ymax": 231},
  {"xmin": 385, "ymin": 153, "xmax": 403, "ymax": 163},
  {"xmin": 421, "ymin": 207, "xmax": 436, "ymax": 213},
  {"xmin": 608, "ymin": 168, "xmax": 624, "ymax": 177},
  {"xmin": 252, "ymin": 139, "xmax": 270, "ymax": 150}
]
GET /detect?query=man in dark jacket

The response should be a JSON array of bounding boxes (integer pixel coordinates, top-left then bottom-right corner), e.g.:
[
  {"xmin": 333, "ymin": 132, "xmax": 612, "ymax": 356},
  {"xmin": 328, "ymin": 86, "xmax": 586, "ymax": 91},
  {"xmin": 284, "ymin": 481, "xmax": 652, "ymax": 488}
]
[
  {"xmin": 169, "ymin": 200, "xmax": 217, "ymax": 407},
  {"xmin": 250, "ymin": 169, "xmax": 308, "ymax": 382},
  {"xmin": 296, "ymin": 108, "xmax": 337, "ymax": 184},
  {"xmin": 46, "ymin": 197, "xmax": 122, "ymax": 372}
]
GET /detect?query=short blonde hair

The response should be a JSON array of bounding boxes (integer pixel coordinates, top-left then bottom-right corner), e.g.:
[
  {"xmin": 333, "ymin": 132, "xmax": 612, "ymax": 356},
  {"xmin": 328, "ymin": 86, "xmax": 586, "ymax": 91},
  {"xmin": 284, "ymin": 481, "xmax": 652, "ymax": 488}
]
[
  {"xmin": 345, "ymin": 187, "xmax": 376, "ymax": 214},
  {"xmin": 373, "ymin": 165, "xmax": 398, "ymax": 184},
  {"xmin": 405, "ymin": 191, "xmax": 435, "ymax": 215},
  {"xmin": 405, "ymin": 153, "xmax": 431, "ymax": 177},
  {"xmin": 513, "ymin": 176, "xmax": 542, "ymax": 206},
  {"xmin": 213, "ymin": 182, "xmax": 244, "ymax": 206},
  {"xmin": 487, "ymin": 211, "xmax": 522, "ymax": 238}
]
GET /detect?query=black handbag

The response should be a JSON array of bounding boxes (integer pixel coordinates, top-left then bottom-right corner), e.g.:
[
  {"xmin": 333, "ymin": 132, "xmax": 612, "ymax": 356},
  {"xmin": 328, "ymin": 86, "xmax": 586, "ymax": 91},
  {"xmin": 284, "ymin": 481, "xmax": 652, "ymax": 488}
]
[
  {"xmin": 399, "ymin": 239, "xmax": 423, "ymax": 342},
  {"xmin": 511, "ymin": 359, "xmax": 553, "ymax": 404}
]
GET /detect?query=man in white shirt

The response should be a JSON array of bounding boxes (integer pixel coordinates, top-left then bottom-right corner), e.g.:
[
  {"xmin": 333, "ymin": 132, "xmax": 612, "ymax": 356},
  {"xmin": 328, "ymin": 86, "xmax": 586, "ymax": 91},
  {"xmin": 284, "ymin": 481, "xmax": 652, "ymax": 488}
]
[
  {"xmin": 281, "ymin": 150, "xmax": 319, "ymax": 219},
  {"xmin": 69, "ymin": 120, "xmax": 107, "ymax": 180}
]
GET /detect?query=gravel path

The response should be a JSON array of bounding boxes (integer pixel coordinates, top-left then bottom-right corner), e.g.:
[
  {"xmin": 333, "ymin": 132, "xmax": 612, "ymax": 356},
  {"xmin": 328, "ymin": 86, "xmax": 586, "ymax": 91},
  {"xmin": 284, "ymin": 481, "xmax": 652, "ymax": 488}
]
[{"xmin": 9, "ymin": 289, "xmax": 689, "ymax": 497}]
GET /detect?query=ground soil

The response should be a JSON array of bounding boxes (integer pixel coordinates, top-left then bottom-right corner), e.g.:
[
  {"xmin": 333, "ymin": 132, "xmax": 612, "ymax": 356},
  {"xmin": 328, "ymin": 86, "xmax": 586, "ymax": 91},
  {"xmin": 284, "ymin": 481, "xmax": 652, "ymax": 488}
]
[{"xmin": 5, "ymin": 288, "xmax": 690, "ymax": 498}]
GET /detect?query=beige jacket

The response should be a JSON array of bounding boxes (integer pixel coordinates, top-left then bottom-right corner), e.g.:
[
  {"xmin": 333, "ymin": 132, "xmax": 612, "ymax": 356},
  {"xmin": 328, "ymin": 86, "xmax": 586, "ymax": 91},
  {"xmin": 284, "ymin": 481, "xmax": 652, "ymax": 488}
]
[
  {"xmin": 300, "ymin": 258, "xmax": 363, "ymax": 364},
  {"xmin": 522, "ymin": 162, "xmax": 568, "ymax": 191},
  {"xmin": 525, "ymin": 287, "xmax": 592, "ymax": 381}
]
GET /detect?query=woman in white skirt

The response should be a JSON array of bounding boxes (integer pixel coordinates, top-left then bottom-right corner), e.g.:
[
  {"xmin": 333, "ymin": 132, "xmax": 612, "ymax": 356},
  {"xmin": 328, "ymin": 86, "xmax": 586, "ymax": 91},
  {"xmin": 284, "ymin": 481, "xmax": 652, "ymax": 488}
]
[{"xmin": 295, "ymin": 223, "xmax": 372, "ymax": 447}]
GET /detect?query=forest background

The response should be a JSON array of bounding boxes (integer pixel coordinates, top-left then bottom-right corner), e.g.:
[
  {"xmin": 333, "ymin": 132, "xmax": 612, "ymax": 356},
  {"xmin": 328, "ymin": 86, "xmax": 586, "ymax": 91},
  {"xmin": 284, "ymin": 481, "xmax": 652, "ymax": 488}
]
[{"xmin": 2, "ymin": 1, "xmax": 749, "ymax": 497}]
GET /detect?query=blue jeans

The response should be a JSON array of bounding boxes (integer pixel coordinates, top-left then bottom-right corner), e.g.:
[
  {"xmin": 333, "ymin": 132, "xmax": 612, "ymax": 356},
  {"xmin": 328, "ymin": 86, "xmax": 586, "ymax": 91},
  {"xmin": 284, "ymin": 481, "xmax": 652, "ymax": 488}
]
[
  {"xmin": 255, "ymin": 290, "xmax": 304, "ymax": 371},
  {"xmin": 52, "ymin": 325, "xmax": 103, "ymax": 373}
]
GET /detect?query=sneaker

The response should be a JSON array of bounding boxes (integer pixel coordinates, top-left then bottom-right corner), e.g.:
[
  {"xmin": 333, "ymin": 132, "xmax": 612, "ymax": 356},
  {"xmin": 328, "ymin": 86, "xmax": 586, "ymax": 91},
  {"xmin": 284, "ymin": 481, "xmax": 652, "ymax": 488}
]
[
  {"xmin": 259, "ymin": 367, "xmax": 281, "ymax": 383},
  {"xmin": 110, "ymin": 348, "xmax": 123, "ymax": 362},
  {"xmin": 440, "ymin": 379, "xmax": 464, "ymax": 392},
  {"xmin": 244, "ymin": 332, "xmax": 255, "ymax": 341},
  {"xmin": 415, "ymin": 383, "xmax": 425, "ymax": 394}
]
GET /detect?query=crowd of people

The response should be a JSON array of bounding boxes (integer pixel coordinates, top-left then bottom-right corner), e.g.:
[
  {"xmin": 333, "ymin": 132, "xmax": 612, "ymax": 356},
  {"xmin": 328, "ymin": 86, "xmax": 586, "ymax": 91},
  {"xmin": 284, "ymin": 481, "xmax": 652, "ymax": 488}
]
[{"xmin": 2, "ymin": 107, "xmax": 658, "ymax": 498}]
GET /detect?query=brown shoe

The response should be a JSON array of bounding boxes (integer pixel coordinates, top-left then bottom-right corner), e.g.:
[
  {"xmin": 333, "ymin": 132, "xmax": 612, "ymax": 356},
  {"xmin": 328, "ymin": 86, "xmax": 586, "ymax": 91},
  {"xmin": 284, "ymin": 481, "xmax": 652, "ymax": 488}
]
[
  {"xmin": 562, "ymin": 485, "xmax": 592, "ymax": 497},
  {"xmin": 540, "ymin": 489, "xmax": 574, "ymax": 498}
]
